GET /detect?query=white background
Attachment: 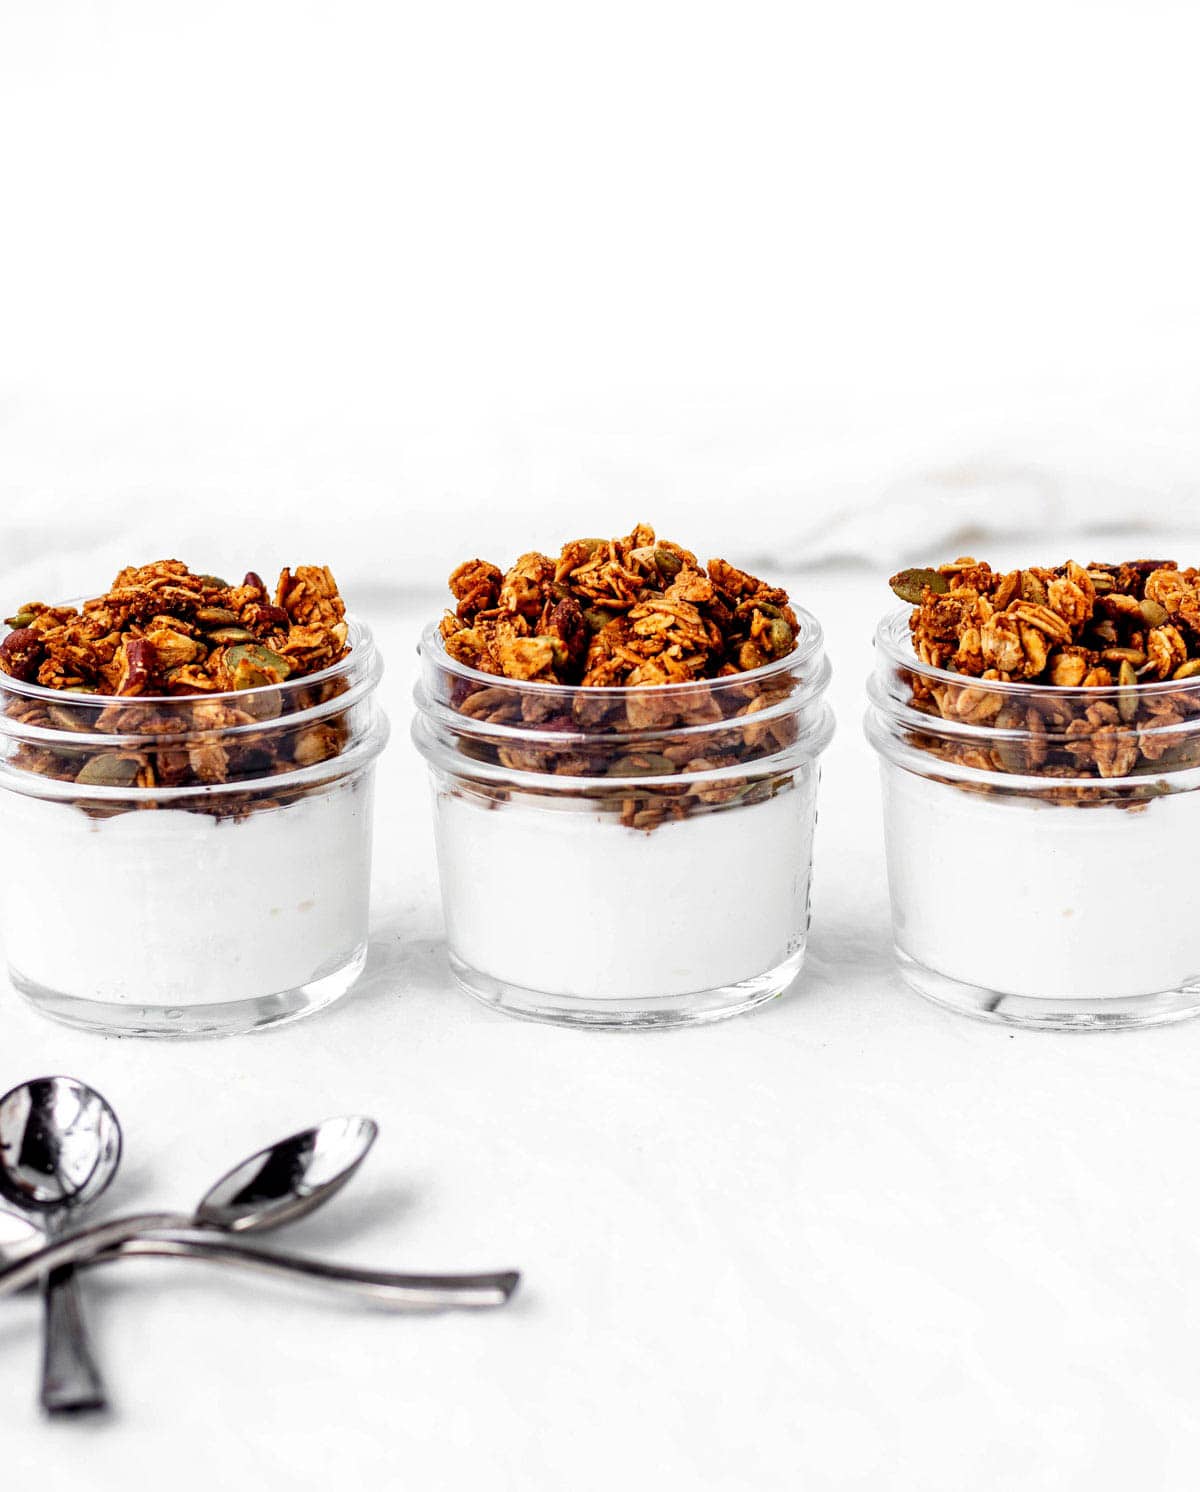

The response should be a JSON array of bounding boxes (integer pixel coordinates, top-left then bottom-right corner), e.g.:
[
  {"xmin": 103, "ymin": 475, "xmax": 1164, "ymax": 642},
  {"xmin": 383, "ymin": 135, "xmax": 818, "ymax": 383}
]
[
  {"xmin": 3, "ymin": 3, "xmax": 1200, "ymax": 1488},
  {"xmin": 3, "ymin": 0, "xmax": 1200, "ymax": 586}
]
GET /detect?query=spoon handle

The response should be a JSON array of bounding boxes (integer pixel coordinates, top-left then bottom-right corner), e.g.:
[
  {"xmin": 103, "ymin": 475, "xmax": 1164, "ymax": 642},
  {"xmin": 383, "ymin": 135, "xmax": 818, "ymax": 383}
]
[
  {"xmin": 0, "ymin": 1213, "xmax": 191, "ymax": 1299},
  {"xmin": 101, "ymin": 1234, "xmax": 520, "ymax": 1310},
  {"xmin": 41, "ymin": 1266, "xmax": 108, "ymax": 1416}
]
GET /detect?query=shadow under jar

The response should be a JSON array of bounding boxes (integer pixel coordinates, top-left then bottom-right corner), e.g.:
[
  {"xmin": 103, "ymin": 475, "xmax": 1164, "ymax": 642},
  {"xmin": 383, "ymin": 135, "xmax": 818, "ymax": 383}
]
[
  {"xmin": 866, "ymin": 607, "xmax": 1200, "ymax": 1031},
  {"xmin": 0, "ymin": 617, "xmax": 389, "ymax": 1037},
  {"xmin": 413, "ymin": 612, "xmax": 834, "ymax": 1029}
]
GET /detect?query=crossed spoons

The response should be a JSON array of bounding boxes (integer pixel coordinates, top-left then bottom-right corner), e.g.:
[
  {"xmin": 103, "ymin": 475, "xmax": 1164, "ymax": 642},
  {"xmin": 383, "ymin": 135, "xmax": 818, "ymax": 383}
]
[{"xmin": 0, "ymin": 1077, "xmax": 519, "ymax": 1415}]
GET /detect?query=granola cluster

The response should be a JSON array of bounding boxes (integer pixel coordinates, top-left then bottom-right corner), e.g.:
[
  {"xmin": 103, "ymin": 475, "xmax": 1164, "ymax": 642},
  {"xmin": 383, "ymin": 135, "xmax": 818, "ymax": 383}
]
[
  {"xmin": 434, "ymin": 526, "xmax": 814, "ymax": 829},
  {"xmin": 890, "ymin": 558, "xmax": 1200, "ymax": 786},
  {"xmin": 0, "ymin": 560, "xmax": 348, "ymax": 695},
  {"xmin": 441, "ymin": 523, "xmax": 799, "ymax": 687},
  {"xmin": 0, "ymin": 561, "xmax": 354, "ymax": 802}
]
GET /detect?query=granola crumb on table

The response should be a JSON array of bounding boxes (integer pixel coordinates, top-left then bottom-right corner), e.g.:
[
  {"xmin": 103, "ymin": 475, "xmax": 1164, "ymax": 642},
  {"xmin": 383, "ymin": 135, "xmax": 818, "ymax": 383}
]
[{"xmin": 889, "ymin": 557, "xmax": 1200, "ymax": 785}]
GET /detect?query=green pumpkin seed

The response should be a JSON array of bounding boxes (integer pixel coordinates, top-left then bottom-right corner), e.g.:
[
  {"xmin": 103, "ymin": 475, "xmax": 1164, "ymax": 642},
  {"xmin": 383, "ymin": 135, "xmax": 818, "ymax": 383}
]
[
  {"xmin": 1118, "ymin": 659, "xmax": 1139, "ymax": 722},
  {"xmin": 1173, "ymin": 659, "xmax": 1200, "ymax": 681},
  {"xmin": 196, "ymin": 607, "xmax": 241, "ymax": 627},
  {"xmin": 46, "ymin": 703, "xmax": 91, "ymax": 733},
  {"xmin": 606, "ymin": 753, "xmax": 676, "ymax": 778},
  {"xmin": 1140, "ymin": 599, "xmax": 1169, "ymax": 628},
  {"xmin": 4, "ymin": 609, "xmax": 37, "ymax": 629},
  {"xmin": 1021, "ymin": 572, "xmax": 1049, "ymax": 605},
  {"xmin": 75, "ymin": 754, "xmax": 142, "ymax": 788},
  {"xmin": 993, "ymin": 739, "xmax": 1028, "ymax": 773},
  {"xmin": 225, "ymin": 643, "xmax": 293, "ymax": 690},
  {"xmin": 655, "ymin": 547, "xmax": 683, "ymax": 580},
  {"xmin": 768, "ymin": 618, "xmax": 794, "ymax": 654},
  {"xmin": 889, "ymin": 568, "xmax": 950, "ymax": 604},
  {"xmin": 207, "ymin": 626, "xmax": 255, "ymax": 644}
]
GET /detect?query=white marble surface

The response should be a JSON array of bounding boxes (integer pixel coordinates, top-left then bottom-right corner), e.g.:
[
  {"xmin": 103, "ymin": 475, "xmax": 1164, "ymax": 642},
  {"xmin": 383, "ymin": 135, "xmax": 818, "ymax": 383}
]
[{"xmin": 4, "ymin": 568, "xmax": 1200, "ymax": 1489}]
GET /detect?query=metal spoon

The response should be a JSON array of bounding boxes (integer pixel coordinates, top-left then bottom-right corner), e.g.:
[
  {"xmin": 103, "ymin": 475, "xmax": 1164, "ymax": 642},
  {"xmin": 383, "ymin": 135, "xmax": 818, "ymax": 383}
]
[
  {"xmin": 0, "ymin": 1117, "xmax": 519, "ymax": 1310},
  {"xmin": 0, "ymin": 1076, "xmax": 122, "ymax": 1415},
  {"xmin": 0, "ymin": 1209, "xmax": 518, "ymax": 1309}
]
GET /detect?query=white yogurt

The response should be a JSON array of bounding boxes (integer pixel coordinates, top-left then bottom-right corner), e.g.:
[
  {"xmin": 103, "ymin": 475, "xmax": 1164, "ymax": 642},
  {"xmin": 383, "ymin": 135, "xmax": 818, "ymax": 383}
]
[
  {"xmin": 881, "ymin": 766, "xmax": 1200, "ymax": 999},
  {"xmin": 0, "ymin": 780, "xmax": 374, "ymax": 1006},
  {"xmin": 432, "ymin": 776, "xmax": 818, "ymax": 999}
]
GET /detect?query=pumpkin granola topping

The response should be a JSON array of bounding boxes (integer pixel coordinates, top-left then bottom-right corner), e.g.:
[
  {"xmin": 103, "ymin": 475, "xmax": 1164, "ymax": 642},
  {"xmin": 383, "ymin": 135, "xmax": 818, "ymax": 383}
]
[
  {"xmin": 888, "ymin": 558, "xmax": 1200, "ymax": 786},
  {"xmin": 0, "ymin": 561, "xmax": 355, "ymax": 802},
  {"xmin": 429, "ymin": 526, "xmax": 819, "ymax": 830},
  {"xmin": 441, "ymin": 523, "xmax": 800, "ymax": 687},
  {"xmin": 0, "ymin": 560, "xmax": 349, "ymax": 695}
]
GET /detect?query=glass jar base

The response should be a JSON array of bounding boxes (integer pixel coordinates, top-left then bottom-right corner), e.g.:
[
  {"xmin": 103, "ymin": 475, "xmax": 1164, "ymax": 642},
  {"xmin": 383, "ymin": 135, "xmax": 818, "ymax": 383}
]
[
  {"xmin": 895, "ymin": 949, "xmax": 1200, "ymax": 1032},
  {"xmin": 448, "ymin": 946, "xmax": 806, "ymax": 1030},
  {"xmin": 9, "ymin": 944, "xmax": 368, "ymax": 1038}
]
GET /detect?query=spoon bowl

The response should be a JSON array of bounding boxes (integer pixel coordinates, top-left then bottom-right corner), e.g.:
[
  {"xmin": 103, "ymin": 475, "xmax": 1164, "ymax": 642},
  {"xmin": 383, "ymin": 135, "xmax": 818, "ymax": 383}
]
[
  {"xmin": 195, "ymin": 1116, "xmax": 379, "ymax": 1233},
  {"xmin": 0, "ymin": 1077, "xmax": 122, "ymax": 1214}
]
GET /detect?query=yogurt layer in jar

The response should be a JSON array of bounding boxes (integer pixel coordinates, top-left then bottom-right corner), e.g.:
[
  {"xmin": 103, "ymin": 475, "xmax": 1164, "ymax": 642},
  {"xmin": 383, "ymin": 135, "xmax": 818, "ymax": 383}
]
[
  {"xmin": 0, "ymin": 563, "xmax": 388, "ymax": 1036},
  {"xmin": 867, "ymin": 557, "xmax": 1200, "ymax": 1030},
  {"xmin": 413, "ymin": 524, "xmax": 835, "ymax": 1028}
]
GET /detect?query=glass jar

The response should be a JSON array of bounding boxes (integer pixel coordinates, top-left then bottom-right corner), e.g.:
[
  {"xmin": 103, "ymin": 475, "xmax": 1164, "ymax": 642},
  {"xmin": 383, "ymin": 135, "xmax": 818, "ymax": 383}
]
[
  {"xmin": 866, "ymin": 607, "xmax": 1200, "ymax": 1030},
  {"xmin": 412, "ymin": 612, "xmax": 834, "ymax": 1028},
  {"xmin": 0, "ymin": 618, "xmax": 389, "ymax": 1037}
]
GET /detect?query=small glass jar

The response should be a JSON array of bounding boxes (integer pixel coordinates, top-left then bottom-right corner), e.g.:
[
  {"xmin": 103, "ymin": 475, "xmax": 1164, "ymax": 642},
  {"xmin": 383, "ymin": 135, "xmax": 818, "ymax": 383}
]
[
  {"xmin": 866, "ymin": 608, "xmax": 1200, "ymax": 1030},
  {"xmin": 0, "ymin": 618, "xmax": 389, "ymax": 1037},
  {"xmin": 412, "ymin": 613, "xmax": 834, "ymax": 1028}
]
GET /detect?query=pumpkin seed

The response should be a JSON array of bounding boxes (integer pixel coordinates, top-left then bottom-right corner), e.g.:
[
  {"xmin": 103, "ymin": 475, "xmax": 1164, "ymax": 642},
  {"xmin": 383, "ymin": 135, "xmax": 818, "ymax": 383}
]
[
  {"xmin": 1173, "ymin": 659, "xmax": 1200, "ymax": 681},
  {"xmin": 75, "ymin": 754, "xmax": 142, "ymax": 788},
  {"xmin": 654, "ymin": 547, "xmax": 683, "ymax": 580},
  {"xmin": 1140, "ymin": 599, "xmax": 1169, "ymax": 628},
  {"xmin": 46, "ymin": 704, "xmax": 91, "ymax": 733},
  {"xmin": 207, "ymin": 626, "xmax": 255, "ymax": 645},
  {"xmin": 1021, "ymin": 572, "xmax": 1049, "ymax": 605},
  {"xmin": 225, "ymin": 643, "xmax": 293, "ymax": 690},
  {"xmin": 196, "ymin": 607, "xmax": 240, "ymax": 628},
  {"xmin": 889, "ymin": 568, "xmax": 949, "ymax": 604},
  {"xmin": 1118, "ymin": 659, "xmax": 1139, "ymax": 722},
  {"xmin": 606, "ymin": 753, "xmax": 676, "ymax": 778}
]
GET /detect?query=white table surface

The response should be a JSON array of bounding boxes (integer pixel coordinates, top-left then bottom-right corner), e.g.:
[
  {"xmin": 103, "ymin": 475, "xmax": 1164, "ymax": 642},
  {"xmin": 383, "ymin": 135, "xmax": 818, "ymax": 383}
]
[{"xmin": 4, "ymin": 567, "xmax": 1200, "ymax": 1490}]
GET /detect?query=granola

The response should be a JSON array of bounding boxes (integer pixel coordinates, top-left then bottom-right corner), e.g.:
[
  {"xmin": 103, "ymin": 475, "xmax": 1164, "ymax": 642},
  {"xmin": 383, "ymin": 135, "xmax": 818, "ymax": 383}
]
[
  {"xmin": 0, "ymin": 561, "xmax": 354, "ymax": 802},
  {"xmin": 442, "ymin": 523, "xmax": 799, "ymax": 686},
  {"xmin": 434, "ymin": 525, "xmax": 814, "ymax": 828},
  {"xmin": 889, "ymin": 558, "xmax": 1200, "ymax": 788}
]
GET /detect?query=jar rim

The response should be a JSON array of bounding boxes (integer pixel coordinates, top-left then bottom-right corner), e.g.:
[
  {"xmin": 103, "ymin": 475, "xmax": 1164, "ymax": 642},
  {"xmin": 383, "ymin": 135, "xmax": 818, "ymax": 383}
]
[
  {"xmin": 0, "ymin": 713, "xmax": 391, "ymax": 803},
  {"xmin": 420, "ymin": 603, "xmax": 828, "ymax": 699},
  {"xmin": 412, "ymin": 709, "xmax": 833, "ymax": 793},
  {"xmin": 875, "ymin": 606, "xmax": 1200, "ymax": 700}
]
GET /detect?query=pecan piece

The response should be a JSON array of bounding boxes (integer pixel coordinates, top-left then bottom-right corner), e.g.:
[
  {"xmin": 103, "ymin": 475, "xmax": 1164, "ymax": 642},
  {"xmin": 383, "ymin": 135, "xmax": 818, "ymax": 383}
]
[{"xmin": 0, "ymin": 627, "xmax": 43, "ymax": 683}]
